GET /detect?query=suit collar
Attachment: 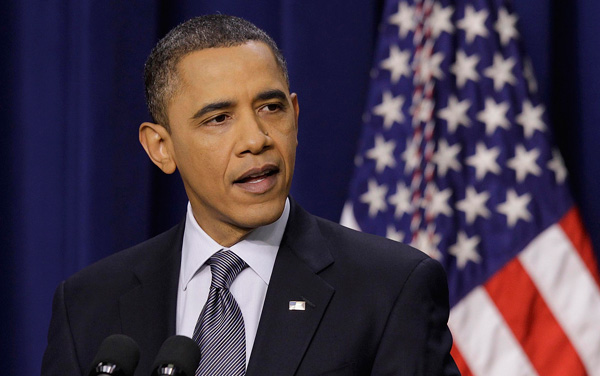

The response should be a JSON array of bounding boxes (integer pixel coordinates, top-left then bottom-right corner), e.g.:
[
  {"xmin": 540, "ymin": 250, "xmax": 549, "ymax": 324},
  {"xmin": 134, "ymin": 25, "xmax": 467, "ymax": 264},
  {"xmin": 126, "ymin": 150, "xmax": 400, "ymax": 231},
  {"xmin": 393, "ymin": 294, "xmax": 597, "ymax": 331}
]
[
  {"xmin": 278, "ymin": 197, "xmax": 334, "ymax": 273},
  {"xmin": 247, "ymin": 198, "xmax": 335, "ymax": 375},
  {"xmin": 119, "ymin": 221, "xmax": 185, "ymax": 374}
]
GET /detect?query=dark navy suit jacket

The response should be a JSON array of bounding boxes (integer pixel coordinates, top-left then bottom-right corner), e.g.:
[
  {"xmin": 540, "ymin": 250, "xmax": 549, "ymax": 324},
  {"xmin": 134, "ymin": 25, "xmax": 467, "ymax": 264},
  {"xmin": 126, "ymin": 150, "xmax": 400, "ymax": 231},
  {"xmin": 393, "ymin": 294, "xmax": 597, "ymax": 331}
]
[{"xmin": 42, "ymin": 198, "xmax": 459, "ymax": 375}]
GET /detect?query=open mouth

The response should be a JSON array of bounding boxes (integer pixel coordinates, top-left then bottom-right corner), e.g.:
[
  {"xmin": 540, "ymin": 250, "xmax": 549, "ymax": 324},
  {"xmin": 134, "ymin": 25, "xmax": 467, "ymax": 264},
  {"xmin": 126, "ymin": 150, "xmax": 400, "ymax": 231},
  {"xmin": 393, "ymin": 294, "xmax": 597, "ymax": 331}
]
[{"xmin": 234, "ymin": 166, "xmax": 279, "ymax": 184}]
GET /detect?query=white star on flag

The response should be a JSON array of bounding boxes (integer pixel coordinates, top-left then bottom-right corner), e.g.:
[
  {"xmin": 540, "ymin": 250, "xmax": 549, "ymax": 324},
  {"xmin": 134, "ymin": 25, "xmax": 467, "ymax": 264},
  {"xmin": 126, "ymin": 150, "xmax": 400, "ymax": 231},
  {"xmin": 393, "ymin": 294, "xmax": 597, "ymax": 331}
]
[
  {"xmin": 456, "ymin": 187, "xmax": 491, "ymax": 224},
  {"xmin": 457, "ymin": 5, "xmax": 489, "ymax": 44},
  {"xmin": 428, "ymin": 3, "xmax": 454, "ymax": 39},
  {"xmin": 359, "ymin": 179, "xmax": 388, "ymax": 218},
  {"xmin": 433, "ymin": 139, "xmax": 462, "ymax": 176},
  {"xmin": 523, "ymin": 58, "xmax": 538, "ymax": 94},
  {"xmin": 484, "ymin": 53, "xmax": 517, "ymax": 91},
  {"xmin": 477, "ymin": 98, "xmax": 510, "ymax": 135},
  {"xmin": 516, "ymin": 100, "xmax": 546, "ymax": 138},
  {"xmin": 466, "ymin": 142, "xmax": 501, "ymax": 180},
  {"xmin": 402, "ymin": 138, "xmax": 421, "ymax": 173},
  {"xmin": 449, "ymin": 231, "xmax": 482, "ymax": 269},
  {"xmin": 424, "ymin": 185, "xmax": 453, "ymax": 218},
  {"xmin": 388, "ymin": 182, "xmax": 412, "ymax": 218},
  {"xmin": 497, "ymin": 189, "xmax": 532, "ymax": 227},
  {"xmin": 416, "ymin": 51, "xmax": 445, "ymax": 81},
  {"xmin": 411, "ymin": 230, "xmax": 442, "ymax": 260},
  {"xmin": 366, "ymin": 134, "xmax": 397, "ymax": 173},
  {"xmin": 388, "ymin": 2, "xmax": 416, "ymax": 38},
  {"xmin": 495, "ymin": 8, "xmax": 519, "ymax": 45},
  {"xmin": 373, "ymin": 91, "xmax": 405, "ymax": 129},
  {"xmin": 438, "ymin": 95, "xmax": 471, "ymax": 133},
  {"xmin": 380, "ymin": 45, "xmax": 412, "ymax": 83},
  {"xmin": 413, "ymin": 97, "xmax": 435, "ymax": 125},
  {"xmin": 548, "ymin": 149, "xmax": 568, "ymax": 184},
  {"xmin": 451, "ymin": 50, "xmax": 480, "ymax": 88},
  {"xmin": 386, "ymin": 225, "xmax": 405, "ymax": 242},
  {"xmin": 507, "ymin": 145, "xmax": 541, "ymax": 182}
]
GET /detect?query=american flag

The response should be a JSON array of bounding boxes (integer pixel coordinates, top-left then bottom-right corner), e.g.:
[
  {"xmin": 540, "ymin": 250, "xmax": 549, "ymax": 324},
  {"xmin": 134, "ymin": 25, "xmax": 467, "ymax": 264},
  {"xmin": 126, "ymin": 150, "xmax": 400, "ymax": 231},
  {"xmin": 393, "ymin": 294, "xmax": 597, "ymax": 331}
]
[{"xmin": 340, "ymin": 0, "xmax": 600, "ymax": 374}]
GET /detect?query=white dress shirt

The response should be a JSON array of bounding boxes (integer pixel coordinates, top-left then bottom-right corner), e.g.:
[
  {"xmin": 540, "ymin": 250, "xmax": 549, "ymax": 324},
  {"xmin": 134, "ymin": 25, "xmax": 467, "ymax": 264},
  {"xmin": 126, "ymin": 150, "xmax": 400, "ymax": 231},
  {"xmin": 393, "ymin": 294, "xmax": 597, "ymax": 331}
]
[{"xmin": 176, "ymin": 198, "xmax": 290, "ymax": 365}]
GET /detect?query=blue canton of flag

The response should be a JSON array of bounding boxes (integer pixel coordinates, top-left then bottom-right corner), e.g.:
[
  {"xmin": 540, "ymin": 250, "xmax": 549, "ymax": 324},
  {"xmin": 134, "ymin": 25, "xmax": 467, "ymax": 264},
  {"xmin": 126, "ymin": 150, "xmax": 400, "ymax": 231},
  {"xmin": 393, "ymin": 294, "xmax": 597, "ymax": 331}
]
[{"xmin": 341, "ymin": 0, "xmax": 600, "ymax": 374}]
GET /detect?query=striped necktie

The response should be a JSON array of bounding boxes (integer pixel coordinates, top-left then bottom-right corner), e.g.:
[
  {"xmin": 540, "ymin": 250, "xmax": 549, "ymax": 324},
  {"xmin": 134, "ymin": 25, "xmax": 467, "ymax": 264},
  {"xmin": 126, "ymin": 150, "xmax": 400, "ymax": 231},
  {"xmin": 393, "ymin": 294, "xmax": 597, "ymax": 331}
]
[{"xmin": 193, "ymin": 250, "xmax": 248, "ymax": 376}]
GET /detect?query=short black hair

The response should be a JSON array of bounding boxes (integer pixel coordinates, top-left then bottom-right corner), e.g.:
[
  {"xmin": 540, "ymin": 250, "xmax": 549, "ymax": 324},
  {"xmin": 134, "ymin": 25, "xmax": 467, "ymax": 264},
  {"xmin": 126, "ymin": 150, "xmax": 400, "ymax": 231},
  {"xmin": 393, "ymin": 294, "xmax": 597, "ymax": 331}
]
[{"xmin": 144, "ymin": 14, "xmax": 289, "ymax": 130}]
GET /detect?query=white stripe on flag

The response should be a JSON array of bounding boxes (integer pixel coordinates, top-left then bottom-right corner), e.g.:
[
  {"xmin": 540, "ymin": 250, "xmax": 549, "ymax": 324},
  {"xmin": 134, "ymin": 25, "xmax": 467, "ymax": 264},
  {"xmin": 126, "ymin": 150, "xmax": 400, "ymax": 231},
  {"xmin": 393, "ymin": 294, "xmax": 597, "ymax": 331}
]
[
  {"xmin": 449, "ymin": 287, "xmax": 537, "ymax": 376},
  {"xmin": 519, "ymin": 223, "xmax": 600, "ymax": 376}
]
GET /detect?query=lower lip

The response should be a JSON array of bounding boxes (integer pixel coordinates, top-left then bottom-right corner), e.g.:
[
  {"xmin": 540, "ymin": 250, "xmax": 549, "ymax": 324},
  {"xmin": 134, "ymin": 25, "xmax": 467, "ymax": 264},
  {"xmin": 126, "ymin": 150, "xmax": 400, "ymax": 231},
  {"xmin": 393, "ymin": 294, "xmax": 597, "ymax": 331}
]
[{"xmin": 234, "ymin": 173, "xmax": 279, "ymax": 194}]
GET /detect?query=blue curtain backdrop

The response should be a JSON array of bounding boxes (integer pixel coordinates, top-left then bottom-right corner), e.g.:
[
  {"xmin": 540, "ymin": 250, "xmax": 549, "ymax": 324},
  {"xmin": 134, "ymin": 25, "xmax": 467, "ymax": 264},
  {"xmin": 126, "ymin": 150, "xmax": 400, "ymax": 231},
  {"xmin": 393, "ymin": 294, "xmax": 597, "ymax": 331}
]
[{"xmin": 1, "ymin": 1, "xmax": 598, "ymax": 374}]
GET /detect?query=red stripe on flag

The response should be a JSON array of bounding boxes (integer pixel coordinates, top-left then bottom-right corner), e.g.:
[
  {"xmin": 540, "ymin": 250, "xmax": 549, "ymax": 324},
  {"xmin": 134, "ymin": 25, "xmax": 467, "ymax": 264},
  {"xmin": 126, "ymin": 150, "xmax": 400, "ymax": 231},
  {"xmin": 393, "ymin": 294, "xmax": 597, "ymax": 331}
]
[
  {"xmin": 450, "ymin": 343, "xmax": 472, "ymax": 376},
  {"xmin": 485, "ymin": 258, "xmax": 586, "ymax": 375},
  {"xmin": 560, "ymin": 207, "xmax": 600, "ymax": 287}
]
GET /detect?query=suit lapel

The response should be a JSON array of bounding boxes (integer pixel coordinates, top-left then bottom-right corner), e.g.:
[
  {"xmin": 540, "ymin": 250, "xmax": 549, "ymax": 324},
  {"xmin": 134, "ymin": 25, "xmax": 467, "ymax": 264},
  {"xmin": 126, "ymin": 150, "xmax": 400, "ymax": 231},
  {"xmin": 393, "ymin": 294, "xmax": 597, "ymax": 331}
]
[
  {"xmin": 119, "ymin": 221, "xmax": 184, "ymax": 374},
  {"xmin": 247, "ymin": 199, "xmax": 335, "ymax": 376}
]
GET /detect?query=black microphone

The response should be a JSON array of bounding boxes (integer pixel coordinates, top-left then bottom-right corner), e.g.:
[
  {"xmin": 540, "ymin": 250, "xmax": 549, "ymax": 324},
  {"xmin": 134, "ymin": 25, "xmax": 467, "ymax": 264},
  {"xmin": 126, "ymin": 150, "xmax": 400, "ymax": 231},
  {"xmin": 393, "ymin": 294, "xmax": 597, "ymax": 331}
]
[
  {"xmin": 88, "ymin": 334, "xmax": 140, "ymax": 376},
  {"xmin": 151, "ymin": 335, "xmax": 201, "ymax": 376}
]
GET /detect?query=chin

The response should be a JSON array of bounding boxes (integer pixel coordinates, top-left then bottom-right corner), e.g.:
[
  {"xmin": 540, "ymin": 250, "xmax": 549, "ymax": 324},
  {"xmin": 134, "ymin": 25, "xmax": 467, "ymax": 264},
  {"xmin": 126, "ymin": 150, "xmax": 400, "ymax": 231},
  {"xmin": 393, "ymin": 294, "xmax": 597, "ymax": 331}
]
[{"xmin": 239, "ymin": 198, "xmax": 286, "ymax": 228}]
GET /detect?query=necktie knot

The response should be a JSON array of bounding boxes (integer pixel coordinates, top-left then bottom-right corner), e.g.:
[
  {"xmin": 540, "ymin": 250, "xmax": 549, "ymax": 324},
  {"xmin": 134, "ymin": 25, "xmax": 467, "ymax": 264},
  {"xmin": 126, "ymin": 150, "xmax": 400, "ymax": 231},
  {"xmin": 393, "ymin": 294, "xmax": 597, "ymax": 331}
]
[{"xmin": 208, "ymin": 250, "xmax": 247, "ymax": 289}]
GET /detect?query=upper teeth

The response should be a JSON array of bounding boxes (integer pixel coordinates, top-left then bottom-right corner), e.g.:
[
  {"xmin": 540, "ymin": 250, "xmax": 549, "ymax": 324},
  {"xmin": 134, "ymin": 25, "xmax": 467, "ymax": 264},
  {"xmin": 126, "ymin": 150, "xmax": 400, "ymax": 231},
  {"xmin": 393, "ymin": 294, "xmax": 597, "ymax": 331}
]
[{"xmin": 247, "ymin": 170, "xmax": 270, "ymax": 179}]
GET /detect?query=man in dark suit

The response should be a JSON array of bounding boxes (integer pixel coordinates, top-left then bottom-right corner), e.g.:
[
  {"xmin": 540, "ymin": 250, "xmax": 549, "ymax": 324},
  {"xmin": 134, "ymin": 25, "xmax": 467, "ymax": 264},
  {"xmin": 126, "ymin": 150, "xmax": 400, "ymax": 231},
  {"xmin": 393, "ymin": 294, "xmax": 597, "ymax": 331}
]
[{"xmin": 42, "ymin": 15, "xmax": 459, "ymax": 376}]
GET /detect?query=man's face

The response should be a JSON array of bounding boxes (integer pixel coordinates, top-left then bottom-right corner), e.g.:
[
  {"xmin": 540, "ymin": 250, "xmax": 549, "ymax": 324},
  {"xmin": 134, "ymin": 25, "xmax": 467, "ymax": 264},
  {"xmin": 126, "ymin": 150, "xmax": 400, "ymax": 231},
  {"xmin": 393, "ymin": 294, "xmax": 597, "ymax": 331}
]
[{"xmin": 164, "ymin": 41, "xmax": 298, "ymax": 246}]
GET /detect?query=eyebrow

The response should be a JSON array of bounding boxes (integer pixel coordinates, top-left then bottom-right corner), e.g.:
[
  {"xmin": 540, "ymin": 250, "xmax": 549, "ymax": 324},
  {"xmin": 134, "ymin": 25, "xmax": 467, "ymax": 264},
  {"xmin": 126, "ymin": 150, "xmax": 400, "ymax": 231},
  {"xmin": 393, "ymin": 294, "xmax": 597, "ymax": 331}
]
[
  {"xmin": 191, "ymin": 100, "xmax": 235, "ymax": 120},
  {"xmin": 255, "ymin": 89, "xmax": 288, "ymax": 103}
]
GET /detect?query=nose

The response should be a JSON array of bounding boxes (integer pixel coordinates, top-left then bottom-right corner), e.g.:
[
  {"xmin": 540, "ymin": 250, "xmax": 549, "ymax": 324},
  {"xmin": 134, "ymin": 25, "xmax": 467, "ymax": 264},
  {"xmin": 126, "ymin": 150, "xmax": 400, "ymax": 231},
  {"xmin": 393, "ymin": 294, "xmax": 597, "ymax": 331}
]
[{"xmin": 235, "ymin": 113, "xmax": 273, "ymax": 155}]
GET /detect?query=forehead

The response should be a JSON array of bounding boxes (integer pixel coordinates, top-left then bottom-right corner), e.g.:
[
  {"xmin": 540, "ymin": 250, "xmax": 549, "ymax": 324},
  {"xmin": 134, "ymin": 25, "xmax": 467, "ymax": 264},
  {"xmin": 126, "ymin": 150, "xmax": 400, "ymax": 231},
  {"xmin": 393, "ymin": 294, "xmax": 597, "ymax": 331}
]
[{"xmin": 174, "ymin": 42, "xmax": 287, "ymax": 100}]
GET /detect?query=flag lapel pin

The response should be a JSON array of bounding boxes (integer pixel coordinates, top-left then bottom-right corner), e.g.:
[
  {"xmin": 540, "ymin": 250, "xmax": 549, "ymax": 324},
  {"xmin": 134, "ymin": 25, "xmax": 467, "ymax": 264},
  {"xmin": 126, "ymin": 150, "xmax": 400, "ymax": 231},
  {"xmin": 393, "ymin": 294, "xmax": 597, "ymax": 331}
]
[{"xmin": 289, "ymin": 301, "xmax": 306, "ymax": 311}]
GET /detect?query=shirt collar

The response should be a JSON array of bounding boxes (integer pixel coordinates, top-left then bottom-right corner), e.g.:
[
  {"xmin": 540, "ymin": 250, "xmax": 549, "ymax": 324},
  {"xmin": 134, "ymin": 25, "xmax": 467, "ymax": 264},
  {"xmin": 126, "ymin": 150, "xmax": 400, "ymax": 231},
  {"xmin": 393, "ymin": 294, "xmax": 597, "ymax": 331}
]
[{"xmin": 180, "ymin": 198, "xmax": 290, "ymax": 290}]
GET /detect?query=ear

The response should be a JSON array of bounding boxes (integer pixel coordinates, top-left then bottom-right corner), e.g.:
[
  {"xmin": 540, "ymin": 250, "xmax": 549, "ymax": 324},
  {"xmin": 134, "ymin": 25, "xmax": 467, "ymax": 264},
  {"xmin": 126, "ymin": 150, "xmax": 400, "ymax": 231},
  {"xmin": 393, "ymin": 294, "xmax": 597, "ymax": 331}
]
[
  {"xmin": 139, "ymin": 122, "xmax": 177, "ymax": 174},
  {"xmin": 290, "ymin": 93, "xmax": 300, "ymax": 145},
  {"xmin": 290, "ymin": 92, "xmax": 300, "ymax": 123}
]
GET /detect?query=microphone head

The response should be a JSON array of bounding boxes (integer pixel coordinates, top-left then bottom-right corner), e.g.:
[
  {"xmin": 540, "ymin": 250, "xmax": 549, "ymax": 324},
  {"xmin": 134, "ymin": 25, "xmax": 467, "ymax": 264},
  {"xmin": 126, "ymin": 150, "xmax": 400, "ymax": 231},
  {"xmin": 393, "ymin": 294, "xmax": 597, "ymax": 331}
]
[
  {"xmin": 151, "ymin": 335, "xmax": 201, "ymax": 376},
  {"xmin": 88, "ymin": 334, "xmax": 140, "ymax": 376}
]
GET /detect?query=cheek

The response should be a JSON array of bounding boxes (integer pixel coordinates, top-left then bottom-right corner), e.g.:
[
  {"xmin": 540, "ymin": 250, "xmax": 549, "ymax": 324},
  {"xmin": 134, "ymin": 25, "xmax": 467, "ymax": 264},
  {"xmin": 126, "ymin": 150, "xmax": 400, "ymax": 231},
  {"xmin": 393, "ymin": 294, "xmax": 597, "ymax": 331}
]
[
  {"xmin": 276, "ymin": 133, "xmax": 298, "ymax": 172},
  {"xmin": 273, "ymin": 118, "xmax": 298, "ymax": 144},
  {"xmin": 175, "ymin": 139, "xmax": 227, "ymax": 181},
  {"xmin": 191, "ymin": 149, "xmax": 227, "ymax": 178}
]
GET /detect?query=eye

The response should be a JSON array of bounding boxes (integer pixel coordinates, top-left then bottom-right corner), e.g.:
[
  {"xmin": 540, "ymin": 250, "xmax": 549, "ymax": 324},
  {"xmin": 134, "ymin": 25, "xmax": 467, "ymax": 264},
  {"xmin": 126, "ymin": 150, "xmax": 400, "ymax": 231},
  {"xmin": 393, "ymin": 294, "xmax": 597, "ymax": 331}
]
[
  {"xmin": 205, "ymin": 114, "xmax": 229, "ymax": 125},
  {"xmin": 261, "ymin": 103, "xmax": 283, "ymax": 113}
]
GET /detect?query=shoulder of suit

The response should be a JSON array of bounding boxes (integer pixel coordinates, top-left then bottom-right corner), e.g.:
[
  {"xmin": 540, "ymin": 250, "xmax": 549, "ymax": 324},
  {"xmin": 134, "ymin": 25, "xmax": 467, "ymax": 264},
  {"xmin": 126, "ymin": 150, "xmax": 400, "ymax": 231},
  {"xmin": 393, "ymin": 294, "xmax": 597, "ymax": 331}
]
[
  {"xmin": 64, "ymin": 221, "xmax": 183, "ymax": 292},
  {"xmin": 312, "ymin": 215, "xmax": 432, "ymax": 270},
  {"xmin": 315, "ymin": 215, "xmax": 424, "ymax": 255},
  {"xmin": 306, "ymin": 215, "xmax": 447, "ymax": 301}
]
